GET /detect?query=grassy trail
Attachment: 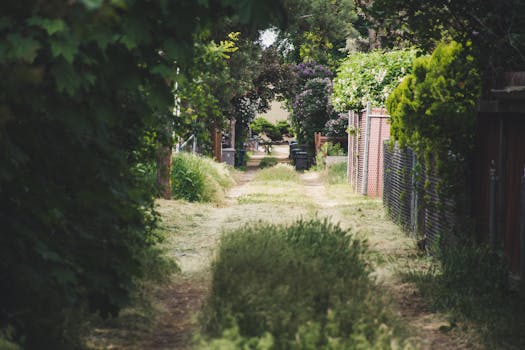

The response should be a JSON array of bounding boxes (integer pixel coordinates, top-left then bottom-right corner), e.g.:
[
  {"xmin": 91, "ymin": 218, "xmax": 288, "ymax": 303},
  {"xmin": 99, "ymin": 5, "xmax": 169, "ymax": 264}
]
[{"xmin": 89, "ymin": 146, "xmax": 479, "ymax": 349}]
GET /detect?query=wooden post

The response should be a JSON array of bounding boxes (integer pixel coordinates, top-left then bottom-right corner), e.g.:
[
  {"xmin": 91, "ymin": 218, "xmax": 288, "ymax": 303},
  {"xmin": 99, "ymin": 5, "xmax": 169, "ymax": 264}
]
[
  {"xmin": 230, "ymin": 118, "xmax": 236, "ymax": 148},
  {"xmin": 212, "ymin": 125, "xmax": 222, "ymax": 162},
  {"xmin": 157, "ymin": 126, "xmax": 173, "ymax": 199}
]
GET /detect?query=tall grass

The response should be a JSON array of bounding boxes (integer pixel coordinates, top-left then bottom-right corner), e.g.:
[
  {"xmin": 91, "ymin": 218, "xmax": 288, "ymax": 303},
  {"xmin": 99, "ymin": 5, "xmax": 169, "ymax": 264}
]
[
  {"xmin": 403, "ymin": 243, "xmax": 525, "ymax": 348},
  {"xmin": 171, "ymin": 153, "xmax": 234, "ymax": 202},
  {"xmin": 326, "ymin": 162, "xmax": 347, "ymax": 184},
  {"xmin": 254, "ymin": 164, "xmax": 299, "ymax": 182},
  {"xmin": 199, "ymin": 219, "xmax": 411, "ymax": 349}
]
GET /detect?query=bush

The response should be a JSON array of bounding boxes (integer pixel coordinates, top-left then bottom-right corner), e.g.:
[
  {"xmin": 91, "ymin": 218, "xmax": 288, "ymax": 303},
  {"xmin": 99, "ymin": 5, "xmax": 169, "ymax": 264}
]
[
  {"xmin": 200, "ymin": 219, "xmax": 409, "ymax": 349},
  {"xmin": 323, "ymin": 113, "xmax": 348, "ymax": 137},
  {"xmin": 171, "ymin": 153, "xmax": 234, "ymax": 202},
  {"xmin": 332, "ymin": 50, "xmax": 416, "ymax": 112},
  {"xmin": 251, "ymin": 117, "xmax": 281, "ymax": 141},
  {"xmin": 387, "ymin": 41, "xmax": 480, "ymax": 161},
  {"xmin": 258, "ymin": 157, "xmax": 279, "ymax": 169},
  {"xmin": 254, "ymin": 164, "xmax": 299, "ymax": 182},
  {"xmin": 275, "ymin": 120, "xmax": 293, "ymax": 137}
]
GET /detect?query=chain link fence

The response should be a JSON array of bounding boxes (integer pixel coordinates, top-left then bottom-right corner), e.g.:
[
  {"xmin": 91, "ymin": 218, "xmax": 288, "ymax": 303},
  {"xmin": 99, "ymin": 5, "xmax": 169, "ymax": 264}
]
[{"xmin": 383, "ymin": 141, "xmax": 458, "ymax": 252}]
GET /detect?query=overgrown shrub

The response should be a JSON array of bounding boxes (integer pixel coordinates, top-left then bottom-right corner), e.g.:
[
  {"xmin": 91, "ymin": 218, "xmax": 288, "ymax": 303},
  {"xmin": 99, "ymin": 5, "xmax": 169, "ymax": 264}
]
[
  {"xmin": 404, "ymin": 242, "xmax": 525, "ymax": 348},
  {"xmin": 258, "ymin": 156, "xmax": 279, "ymax": 169},
  {"xmin": 332, "ymin": 50, "xmax": 416, "ymax": 112},
  {"xmin": 388, "ymin": 41, "xmax": 480, "ymax": 157},
  {"xmin": 199, "ymin": 219, "xmax": 409, "ymax": 349},
  {"xmin": 171, "ymin": 153, "xmax": 234, "ymax": 202},
  {"xmin": 323, "ymin": 113, "xmax": 348, "ymax": 137},
  {"xmin": 254, "ymin": 164, "xmax": 299, "ymax": 182}
]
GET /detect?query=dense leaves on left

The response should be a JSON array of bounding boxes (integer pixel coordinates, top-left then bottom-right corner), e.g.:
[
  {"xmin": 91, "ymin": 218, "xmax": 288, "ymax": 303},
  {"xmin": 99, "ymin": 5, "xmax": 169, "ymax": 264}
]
[{"xmin": 0, "ymin": 0, "xmax": 282, "ymax": 348}]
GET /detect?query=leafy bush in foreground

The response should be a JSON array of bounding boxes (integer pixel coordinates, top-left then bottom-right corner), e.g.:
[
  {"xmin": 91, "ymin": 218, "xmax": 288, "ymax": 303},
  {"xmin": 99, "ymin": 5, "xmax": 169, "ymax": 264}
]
[
  {"xmin": 171, "ymin": 153, "xmax": 234, "ymax": 202},
  {"xmin": 199, "ymin": 219, "xmax": 410, "ymax": 349}
]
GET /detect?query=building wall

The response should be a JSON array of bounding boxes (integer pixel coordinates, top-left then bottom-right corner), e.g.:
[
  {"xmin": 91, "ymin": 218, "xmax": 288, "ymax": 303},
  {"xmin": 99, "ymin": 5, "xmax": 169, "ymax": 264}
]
[{"xmin": 258, "ymin": 100, "xmax": 290, "ymax": 124}]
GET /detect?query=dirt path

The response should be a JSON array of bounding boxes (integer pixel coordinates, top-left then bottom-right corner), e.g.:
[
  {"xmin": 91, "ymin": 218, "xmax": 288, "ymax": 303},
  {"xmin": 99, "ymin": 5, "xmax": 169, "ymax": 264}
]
[
  {"xmin": 298, "ymin": 171, "xmax": 478, "ymax": 350},
  {"xmin": 89, "ymin": 145, "xmax": 479, "ymax": 349}
]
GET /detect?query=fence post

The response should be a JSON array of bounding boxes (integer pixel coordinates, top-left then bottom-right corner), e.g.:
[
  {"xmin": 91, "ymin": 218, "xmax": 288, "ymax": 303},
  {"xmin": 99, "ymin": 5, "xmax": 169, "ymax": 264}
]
[
  {"xmin": 347, "ymin": 111, "xmax": 352, "ymax": 185},
  {"xmin": 489, "ymin": 160, "xmax": 499, "ymax": 248},
  {"xmin": 410, "ymin": 150, "xmax": 417, "ymax": 236},
  {"xmin": 361, "ymin": 102, "xmax": 371, "ymax": 196},
  {"xmin": 520, "ymin": 165, "xmax": 525, "ymax": 279}
]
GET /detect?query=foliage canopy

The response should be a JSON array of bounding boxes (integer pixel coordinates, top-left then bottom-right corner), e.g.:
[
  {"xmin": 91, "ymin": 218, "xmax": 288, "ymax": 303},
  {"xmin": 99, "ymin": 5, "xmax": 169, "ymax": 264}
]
[
  {"xmin": 332, "ymin": 50, "xmax": 416, "ymax": 111},
  {"xmin": 358, "ymin": 0, "xmax": 525, "ymax": 84},
  {"xmin": 0, "ymin": 0, "xmax": 282, "ymax": 347}
]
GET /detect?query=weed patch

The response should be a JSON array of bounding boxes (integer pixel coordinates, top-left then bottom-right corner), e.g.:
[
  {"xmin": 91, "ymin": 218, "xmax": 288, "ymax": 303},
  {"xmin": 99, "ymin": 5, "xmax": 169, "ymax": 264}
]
[
  {"xmin": 171, "ymin": 153, "xmax": 234, "ymax": 202},
  {"xmin": 326, "ymin": 162, "xmax": 347, "ymax": 184},
  {"xmin": 199, "ymin": 218, "xmax": 411, "ymax": 349},
  {"xmin": 402, "ymin": 243, "xmax": 525, "ymax": 348},
  {"xmin": 254, "ymin": 164, "xmax": 299, "ymax": 182}
]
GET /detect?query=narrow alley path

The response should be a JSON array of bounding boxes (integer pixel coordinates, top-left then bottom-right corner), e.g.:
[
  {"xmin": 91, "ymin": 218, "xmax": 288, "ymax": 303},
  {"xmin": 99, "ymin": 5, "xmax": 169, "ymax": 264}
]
[{"xmin": 89, "ymin": 145, "xmax": 480, "ymax": 350}]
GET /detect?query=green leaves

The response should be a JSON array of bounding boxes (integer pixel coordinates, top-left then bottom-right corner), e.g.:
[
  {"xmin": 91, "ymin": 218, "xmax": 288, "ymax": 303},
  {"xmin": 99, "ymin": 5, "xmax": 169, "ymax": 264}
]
[
  {"xmin": 27, "ymin": 17, "xmax": 67, "ymax": 36},
  {"xmin": 51, "ymin": 59, "xmax": 82, "ymax": 95},
  {"xmin": 50, "ymin": 33, "xmax": 79, "ymax": 63},
  {"xmin": 0, "ymin": 1, "xmax": 283, "ymax": 348},
  {"xmin": 387, "ymin": 41, "xmax": 481, "ymax": 189},
  {"xmin": 332, "ymin": 50, "xmax": 416, "ymax": 112},
  {"xmin": 6, "ymin": 33, "xmax": 40, "ymax": 63}
]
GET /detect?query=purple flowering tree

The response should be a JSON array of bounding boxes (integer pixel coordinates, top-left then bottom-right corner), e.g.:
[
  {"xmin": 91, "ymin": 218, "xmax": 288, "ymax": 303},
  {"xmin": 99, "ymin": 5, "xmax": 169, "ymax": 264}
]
[
  {"xmin": 323, "ymin": 113, "xmax": 348, "ymax": 137},
  {"xmin": 291, "ymin": 70, "xmax": 337, "ymax": 145}
]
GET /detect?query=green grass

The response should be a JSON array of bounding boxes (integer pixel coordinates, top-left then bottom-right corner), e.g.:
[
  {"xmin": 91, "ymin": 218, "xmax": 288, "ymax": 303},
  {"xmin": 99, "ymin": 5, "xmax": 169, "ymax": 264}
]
[
  {"xmin": 326, "ymin": 162, "xmax": 347, "ymax": 184},
  {"xmin": 259, "ymin": 156, "xmax": 279, "ymax": 169},
  {"xmin": 171, "ymin": 152, "xmax": 234, "ymax": 202},
  {"xmin": 402, "ymin": 243, "xmax": 525, "ymax": 349},
  {"xmin": 254, "ymin": 164, "xmax": 298, "ymax": 182},
  {"xmin": 198, "ymin": 219, "xmax": 411, "ymax": 349}
]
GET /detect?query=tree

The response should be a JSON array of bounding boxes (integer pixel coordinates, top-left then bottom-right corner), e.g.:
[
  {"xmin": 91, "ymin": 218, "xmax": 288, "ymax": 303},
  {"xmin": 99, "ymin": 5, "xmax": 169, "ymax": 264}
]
[
  {"xmin": 0, "ymin": 0, "xmax": 284, "ymax": 347},
  {"xmin": 276, "ymin": 0, "xmax": 369, "ymax": 68},
  {"xmin": 292, "ymin": 63, "xmax": 334, "ymax": 146},
  {"xmin": 357, "ymin": 0, "xmax": 525, "ymax": 85}
]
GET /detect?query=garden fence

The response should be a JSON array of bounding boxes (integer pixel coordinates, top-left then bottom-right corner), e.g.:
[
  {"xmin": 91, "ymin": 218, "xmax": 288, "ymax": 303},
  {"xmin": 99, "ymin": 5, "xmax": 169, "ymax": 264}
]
[{"xmin": 383, "ymin": 142, "xmax": 458, "ymax": 252}]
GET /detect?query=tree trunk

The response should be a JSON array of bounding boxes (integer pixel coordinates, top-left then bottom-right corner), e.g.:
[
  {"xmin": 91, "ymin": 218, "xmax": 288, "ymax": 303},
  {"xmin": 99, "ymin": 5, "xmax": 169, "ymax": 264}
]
[{"xmin": 157, "ymin": 142, "xmax": 173, "ymax": 199}]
